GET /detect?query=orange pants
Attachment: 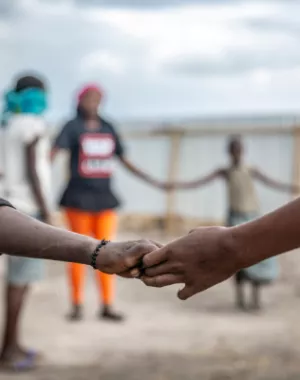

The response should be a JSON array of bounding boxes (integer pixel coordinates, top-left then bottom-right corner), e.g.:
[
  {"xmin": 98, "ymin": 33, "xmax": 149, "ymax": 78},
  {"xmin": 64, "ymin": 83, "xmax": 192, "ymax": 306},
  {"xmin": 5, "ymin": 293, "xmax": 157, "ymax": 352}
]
[{"xmin": 65, "ymin": 208, "xmax": 117, "ymax": 306}]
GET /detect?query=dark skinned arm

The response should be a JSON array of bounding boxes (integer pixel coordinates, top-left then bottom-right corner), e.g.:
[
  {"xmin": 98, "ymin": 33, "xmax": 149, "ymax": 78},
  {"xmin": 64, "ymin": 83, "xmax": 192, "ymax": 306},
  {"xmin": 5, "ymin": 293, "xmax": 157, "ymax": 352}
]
[
  {"xmin": 119, "ymin": 156, "xmax": 166, "ymax": 189},
  {"xmin": 251, "ymin": 168, "xmax": 299, "ymax": 193},
  {"xmin": 0, "ymin": 205, "xmax": 160, "ymax": 277},
  {"xmin": 141, "ymin": 197, "xmax": 300, "ymax": 300},
  {"xmin": 26, "ymin": 137, "xmax": 51, "ymax": 222},
  {"xmin": 169, "ymin": 169, "xmax": 225, "ymax": 190}
]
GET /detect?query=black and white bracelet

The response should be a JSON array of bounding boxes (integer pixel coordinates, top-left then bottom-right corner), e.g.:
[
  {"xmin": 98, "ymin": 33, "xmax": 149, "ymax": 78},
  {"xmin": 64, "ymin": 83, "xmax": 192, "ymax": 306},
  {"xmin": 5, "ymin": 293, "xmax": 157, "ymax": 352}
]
[{"xmin": 90, "ymin": 239, "xmax": 110, "ymax": 269}]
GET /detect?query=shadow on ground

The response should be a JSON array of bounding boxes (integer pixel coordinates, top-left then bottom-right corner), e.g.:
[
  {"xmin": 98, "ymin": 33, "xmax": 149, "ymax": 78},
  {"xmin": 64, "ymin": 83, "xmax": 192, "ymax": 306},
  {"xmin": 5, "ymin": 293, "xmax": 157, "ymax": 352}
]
[{"xmin": 2, "ymin": 352, "xmax": 300, "ymax": 380}]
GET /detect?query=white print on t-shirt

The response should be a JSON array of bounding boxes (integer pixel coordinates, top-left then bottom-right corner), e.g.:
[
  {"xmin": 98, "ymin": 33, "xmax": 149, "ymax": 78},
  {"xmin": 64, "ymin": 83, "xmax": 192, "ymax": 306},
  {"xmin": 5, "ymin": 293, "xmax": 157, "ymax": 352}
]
[
  {"xmin": 79, "ymin": 133, "xmax": 116, "ymax": 178},
  {"xmin": 81, "ymin": 136, "xmax": 115, "ymax": 157}
]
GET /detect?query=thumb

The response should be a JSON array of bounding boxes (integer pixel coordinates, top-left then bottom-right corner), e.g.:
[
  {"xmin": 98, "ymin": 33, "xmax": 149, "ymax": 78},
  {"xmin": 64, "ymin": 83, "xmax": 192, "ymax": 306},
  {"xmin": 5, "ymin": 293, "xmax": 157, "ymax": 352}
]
[{"xmin": 177, "ymin": 285, "xmax": 196, "ymax": 301}]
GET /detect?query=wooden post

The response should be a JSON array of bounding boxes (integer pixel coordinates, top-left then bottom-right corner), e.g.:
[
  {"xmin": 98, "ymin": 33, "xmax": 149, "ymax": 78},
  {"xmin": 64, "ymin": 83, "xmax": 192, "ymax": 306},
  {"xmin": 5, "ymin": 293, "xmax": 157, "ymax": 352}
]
[
  {"xmin": 165, "ymin": 131, "xmax": 183, "ymax": 235},
  {"xmin": 293, "ymin": 126, "xmax": 300, "ymax": 198}
]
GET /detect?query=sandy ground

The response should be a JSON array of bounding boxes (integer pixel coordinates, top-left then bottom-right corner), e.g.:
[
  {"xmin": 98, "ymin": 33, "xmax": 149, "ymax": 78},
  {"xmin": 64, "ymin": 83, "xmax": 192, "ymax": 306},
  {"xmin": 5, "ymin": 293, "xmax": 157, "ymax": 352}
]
[{"xmin": 1, "ymin": 232, "xmax": 300, "ymax": 380}]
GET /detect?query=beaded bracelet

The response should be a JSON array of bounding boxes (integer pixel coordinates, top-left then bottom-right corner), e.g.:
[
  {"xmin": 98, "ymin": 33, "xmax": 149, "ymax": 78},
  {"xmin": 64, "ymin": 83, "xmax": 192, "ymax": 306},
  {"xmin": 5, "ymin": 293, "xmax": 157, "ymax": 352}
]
[{"xmin": 90, "ymin": 239, "xmax": 109, "ymax": 269}]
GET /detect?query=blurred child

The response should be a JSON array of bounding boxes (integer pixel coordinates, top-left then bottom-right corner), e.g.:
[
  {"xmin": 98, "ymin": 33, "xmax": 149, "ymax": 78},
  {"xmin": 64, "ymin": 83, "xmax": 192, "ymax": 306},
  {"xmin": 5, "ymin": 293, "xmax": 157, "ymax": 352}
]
[
  {"xmin": 52, "ymin": 84, "xmax": 166, "ymax": 322},
  {"xmin": 172, "ymin": 136, "xmax": 298, "ymax": 311},
  {"xmin": 0, "ymin": 74, "xmax": 51, "ymax": 371}
]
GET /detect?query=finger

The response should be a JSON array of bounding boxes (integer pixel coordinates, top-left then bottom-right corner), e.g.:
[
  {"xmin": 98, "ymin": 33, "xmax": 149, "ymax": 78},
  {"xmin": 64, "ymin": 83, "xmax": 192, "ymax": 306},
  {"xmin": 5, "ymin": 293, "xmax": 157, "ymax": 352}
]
[
  {"xmin": 177, "ymin": 285, "xmax": 197, "ymax": 301},
  {"xmin": 142, "ymin": 247, "xmax": 168, "ymax": 268},
  {"xmin": 142, "ymin": 273, "xmax": 183, "ymax": 288},
  {"xmin": 144, "ymin": 262, "xmax": 180, "ymax": 277},
  {"xmin": 118, "ymin": 267, "xmax": 141, "ymax": 279},
  {"xmin": 149, "ymin": 240, "xmax": 164, "ymax": 249},
  {"xmin": 125, "ymin": 242, "xmax": 159, "ymax": 269}
]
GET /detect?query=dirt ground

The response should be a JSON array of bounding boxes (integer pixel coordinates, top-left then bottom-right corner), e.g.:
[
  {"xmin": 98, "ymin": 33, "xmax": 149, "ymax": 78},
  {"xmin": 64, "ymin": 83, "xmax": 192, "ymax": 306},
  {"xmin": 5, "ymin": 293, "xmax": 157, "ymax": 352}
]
[{"xmin": 1, "ymin": 232, "xmax": 300, "ymax": 380}]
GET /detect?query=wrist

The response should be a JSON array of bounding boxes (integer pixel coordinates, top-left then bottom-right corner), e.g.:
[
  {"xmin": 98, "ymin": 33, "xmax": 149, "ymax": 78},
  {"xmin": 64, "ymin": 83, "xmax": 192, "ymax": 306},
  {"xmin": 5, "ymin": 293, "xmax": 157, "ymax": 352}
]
[
  {"xmin": 222, "ymin": 227, "xmax": 245, "ymax": 272},
  {"xmin": 79, "ymin": 238, "xmax": 99, "ymax": 266}
]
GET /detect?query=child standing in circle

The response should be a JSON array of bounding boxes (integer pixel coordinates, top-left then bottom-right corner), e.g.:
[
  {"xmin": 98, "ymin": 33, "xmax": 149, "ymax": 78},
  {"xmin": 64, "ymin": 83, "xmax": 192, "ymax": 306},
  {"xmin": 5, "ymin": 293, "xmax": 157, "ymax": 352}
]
[
  {"xmin": 52, "ymin": 84, "xmax": 165, "ymax": 322},
  {"xmin": 171, "ymin": 136, "xmax": 298, "ymax": 310},
  {"xmin": 0, "ymin": 74, "xmax": 51, "ymax": 371}
]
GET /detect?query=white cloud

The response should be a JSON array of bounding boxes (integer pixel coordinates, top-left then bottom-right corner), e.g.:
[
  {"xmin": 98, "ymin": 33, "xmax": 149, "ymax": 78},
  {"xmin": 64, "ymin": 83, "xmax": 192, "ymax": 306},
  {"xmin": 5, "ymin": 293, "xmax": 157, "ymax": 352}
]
[
  {"xmin": 80, "ymin": 51, "xmax": 125, "ymax": 74},
  {"xmin": 0, "ymin": 21, "xmax": 10, "ymax": 39},
  {"xmin": 86, "ymin": 2, "xmax": 280, "ymax": 73},
  {"xmin": 251, "ymin": 69, "xmax": 272, "ymax": 87},
  {"xmin": 1, "ymin": 0, "xmax": 300, "ymax": 121}
]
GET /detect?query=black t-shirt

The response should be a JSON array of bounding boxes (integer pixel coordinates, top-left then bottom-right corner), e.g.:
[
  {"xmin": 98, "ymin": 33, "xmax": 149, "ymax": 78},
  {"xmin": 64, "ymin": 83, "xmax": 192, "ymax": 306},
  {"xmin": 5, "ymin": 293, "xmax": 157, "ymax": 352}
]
[
  {"xmin": 0, "ymin": 198, "xmax": 14, "ymax": 208},
  {"xmin": 54, "ymin": 116, "xmax": 125, "ymax": 212}
]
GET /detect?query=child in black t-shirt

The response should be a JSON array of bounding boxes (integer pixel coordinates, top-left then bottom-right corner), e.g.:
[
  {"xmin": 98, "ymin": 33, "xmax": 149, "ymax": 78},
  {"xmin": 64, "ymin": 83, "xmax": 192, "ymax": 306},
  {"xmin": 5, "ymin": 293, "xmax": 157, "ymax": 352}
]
[{"xmin": 52, "ymin": 84, "xmax": 167, "ymax": 322}]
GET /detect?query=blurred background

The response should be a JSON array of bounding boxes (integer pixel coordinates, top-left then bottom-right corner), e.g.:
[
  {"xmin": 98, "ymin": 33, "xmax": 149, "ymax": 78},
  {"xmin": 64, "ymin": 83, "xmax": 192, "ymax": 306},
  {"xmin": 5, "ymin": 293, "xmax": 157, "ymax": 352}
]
[{"xmin": 1, "ymin": 1, "xmax": 300, "ymax": 379}]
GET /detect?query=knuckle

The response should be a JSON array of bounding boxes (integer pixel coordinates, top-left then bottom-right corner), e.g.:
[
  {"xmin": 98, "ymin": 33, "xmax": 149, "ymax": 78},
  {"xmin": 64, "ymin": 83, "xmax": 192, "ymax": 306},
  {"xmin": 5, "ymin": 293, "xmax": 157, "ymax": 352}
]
[
  {"xmin": 164, "ymin": 247, "xmax": 173, "ymax": 259},
  {"xmin": 134, "ymin": 240, "xmax": 154, "ymax": 253},
  {"xmin": 139, "ymin": 239, "xmax": 149, "ymax": 246},
  {"xmin": 171, "ymin": 262, "xmax": 182, "ymax": 272},
  {"xmin": 143, "ymin": 277, "xmax": 153, "ymax": 287},
  {"xmin": 124, "ymin": 256, "xmax": 135, "ymax": 268},
  {"xmin": 124, "ymin": 258, "xmax": 131, "ymax": 267},
  {"xmin": 144, "ymin": 277, "xmax": 161, "ymax": 288},
  {"xmin": 142, "ymin": 256, "xmax": 149, "ymax": 267},
  {"xmin": 153, "ymin": 279, "xmax": 163, "ymax": 288}
]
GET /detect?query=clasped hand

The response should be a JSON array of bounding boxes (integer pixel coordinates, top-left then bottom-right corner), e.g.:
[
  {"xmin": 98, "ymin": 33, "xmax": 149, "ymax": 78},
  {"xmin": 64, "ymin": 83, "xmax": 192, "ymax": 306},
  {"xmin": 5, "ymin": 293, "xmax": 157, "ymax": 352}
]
[{"xmin": 99, "ymin": 227, "xmax": 240, "ymax": 300}]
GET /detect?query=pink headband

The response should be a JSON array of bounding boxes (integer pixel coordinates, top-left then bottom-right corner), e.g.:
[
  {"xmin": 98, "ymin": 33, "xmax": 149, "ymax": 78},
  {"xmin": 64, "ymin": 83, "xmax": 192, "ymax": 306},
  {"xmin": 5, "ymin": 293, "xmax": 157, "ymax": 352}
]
[{"xmin": 77, "ymin": 84, "xmax": 103, "ymax": 104}]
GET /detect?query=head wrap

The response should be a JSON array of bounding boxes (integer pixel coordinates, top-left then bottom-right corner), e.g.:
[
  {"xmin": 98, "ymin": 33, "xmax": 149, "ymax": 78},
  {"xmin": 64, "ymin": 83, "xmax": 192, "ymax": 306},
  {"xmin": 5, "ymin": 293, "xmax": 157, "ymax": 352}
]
[
  {"xmin": 77, "ymin": 84, "xmax": 103, "ymax": 104},
  {"xmin": 1, "ymin": 87, "xmax": 47, "ymax": 127}
]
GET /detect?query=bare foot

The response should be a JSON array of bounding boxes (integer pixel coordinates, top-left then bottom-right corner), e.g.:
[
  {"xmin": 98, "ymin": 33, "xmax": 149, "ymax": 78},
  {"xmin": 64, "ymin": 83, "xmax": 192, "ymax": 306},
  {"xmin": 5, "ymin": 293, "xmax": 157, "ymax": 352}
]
[{"xmin": 0, "ymin": 348, "xmax": 41, "ymax": 372}]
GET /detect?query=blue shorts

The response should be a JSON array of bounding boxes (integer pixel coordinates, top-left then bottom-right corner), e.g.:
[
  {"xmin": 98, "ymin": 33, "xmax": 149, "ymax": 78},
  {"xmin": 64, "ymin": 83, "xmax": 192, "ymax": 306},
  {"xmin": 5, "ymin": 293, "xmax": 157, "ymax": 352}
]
[
  {"xmin": 7, "ymin": 215, "xmax": 45, "ymax": 286},
  {"xmin": 227, "ymin": 210, "xmax": 279, "ymax": 283}
]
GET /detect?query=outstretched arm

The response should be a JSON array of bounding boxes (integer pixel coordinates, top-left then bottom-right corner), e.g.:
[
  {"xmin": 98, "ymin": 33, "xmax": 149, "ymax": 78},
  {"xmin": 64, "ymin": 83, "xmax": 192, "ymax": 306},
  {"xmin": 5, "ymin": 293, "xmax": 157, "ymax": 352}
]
[
  {"xmin": 26, "ymin": 138, "xmax": 51, "ymax": 223},
  {"xmin": 0, "ymin": 201, "xmax": 160, "ymax": 277},
  {"xmin": 141, "ymin": 196, "xmax": 300, "ymax": 299},
  {"xmin": 170, "ymin": 169, "xmax": 225, "ymax": 190},
  {"xmin": 251, "ymin": 168, "xmax": 299, "ymax": 193},
  {"xmin": 119, "ymin": 156, "xmax": 166, "ymax": 189}
]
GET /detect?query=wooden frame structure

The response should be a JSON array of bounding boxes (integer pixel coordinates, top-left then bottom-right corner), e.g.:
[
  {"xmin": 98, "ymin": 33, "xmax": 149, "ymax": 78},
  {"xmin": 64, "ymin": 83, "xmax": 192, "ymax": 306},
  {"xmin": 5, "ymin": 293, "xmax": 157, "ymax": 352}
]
[{"xmin": 124, "ymin": 124, "xmax": 300, "ymax": 234}]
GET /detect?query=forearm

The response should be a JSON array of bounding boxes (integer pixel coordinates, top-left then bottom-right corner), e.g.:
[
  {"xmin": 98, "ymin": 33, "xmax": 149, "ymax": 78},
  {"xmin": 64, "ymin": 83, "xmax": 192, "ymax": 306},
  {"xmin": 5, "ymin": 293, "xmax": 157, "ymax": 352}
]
[
  {"xmin": 121, "ymin": 157, "xmax": 158, "ymax": 185},
  {"xmin": 0, "ymin": 207, "xmax": 96, "ymax": 264},
  {"xmin": 231, "ymin": 197, "xmax": 300, "ymax": 268},
  {"xmin": 270, "ymin": 182, "xmax": 296, "ymax": 192},
  {"xmin": 253, "ymin": 170, "xmax": 297, "ymax": 192},
  {"xmin": 172, "ymin": 179, "xmax": 211, "ymax": 190},
  {"xmin": 129, "ymin": 166, "xmax": 152, "ymax": 182}
]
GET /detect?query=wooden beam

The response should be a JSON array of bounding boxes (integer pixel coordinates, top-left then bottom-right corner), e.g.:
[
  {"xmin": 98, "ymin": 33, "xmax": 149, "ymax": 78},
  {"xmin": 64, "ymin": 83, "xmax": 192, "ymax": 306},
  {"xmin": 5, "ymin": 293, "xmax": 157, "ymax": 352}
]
[
  {"xmin": 165, "ymin": 131, "xmax": 183, "ymax": 235},
  {"xmin": 124, "ymin": 125, "xmax": 298, "ymax": 139},
  {"xmin": 293, "ymin": 127, "xmax": 300, "ymax": 198}
]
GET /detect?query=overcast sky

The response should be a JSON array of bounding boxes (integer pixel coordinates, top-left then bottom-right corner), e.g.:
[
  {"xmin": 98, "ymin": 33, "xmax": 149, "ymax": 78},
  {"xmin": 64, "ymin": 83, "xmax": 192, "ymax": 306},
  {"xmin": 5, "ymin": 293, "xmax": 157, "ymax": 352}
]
[{"xmin": 0, "ymin": 0, "xmax": 300, "ymax": 123}]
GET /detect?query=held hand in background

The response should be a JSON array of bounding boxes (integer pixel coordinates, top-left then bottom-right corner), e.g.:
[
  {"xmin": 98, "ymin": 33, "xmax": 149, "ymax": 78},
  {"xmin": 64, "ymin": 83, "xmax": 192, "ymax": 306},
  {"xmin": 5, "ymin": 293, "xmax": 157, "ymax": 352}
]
[
  {"xmin": 97, "ymin": 239, "xmax": 163, "ymax": 277},
  {"xmin": 140, "ymin": 227, "xmax": 240, "ymax": 300},
  {"xmin": 149, "ymin": 180, "xmax": 176, "ymax": 191},
  {"xmin": 146, "ymin": 178, "xmax": 173, "ymax": 191}
]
